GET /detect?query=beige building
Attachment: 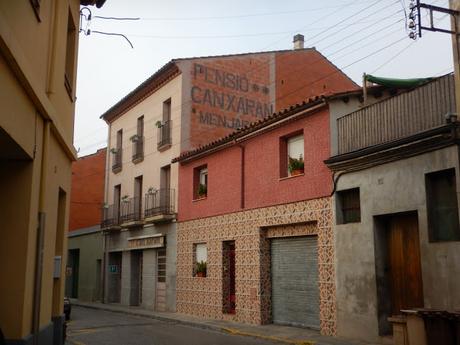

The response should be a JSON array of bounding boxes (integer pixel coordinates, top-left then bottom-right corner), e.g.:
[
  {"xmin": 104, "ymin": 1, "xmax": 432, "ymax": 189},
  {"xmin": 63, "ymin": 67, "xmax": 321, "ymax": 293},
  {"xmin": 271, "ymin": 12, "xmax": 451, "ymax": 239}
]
[{"xmin": 0, "ymin": 1, "xmax": 104, "ymax": 344}]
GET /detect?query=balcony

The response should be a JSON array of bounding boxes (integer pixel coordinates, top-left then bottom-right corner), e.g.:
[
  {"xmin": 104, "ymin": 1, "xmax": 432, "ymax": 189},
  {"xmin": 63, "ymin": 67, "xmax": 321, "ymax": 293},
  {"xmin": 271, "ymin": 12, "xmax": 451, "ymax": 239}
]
[
  {"xmin": 336, "ymin": 74, "xmax": 455, "ymax": 155},
  {"xmin": 132, "ymin": 136, "xmax": 144, "ymax": 163},
  {"xmin": 144, "ymin": 188, "xmax": 176, "ymax": 223},
  {"xmin": 101, "ymin": 204, "xmax": 121, "ymax": 231},
  {"xmin": 112, "ymin": 149, "xmax": 122, "ymax": 173},
  {"xmin": 157, "ymin": 120, "xmax": 172, "ymax": 151},
  {"xmin": 120, "ymin": 197, "xmax": 143, "ymax": 228}
]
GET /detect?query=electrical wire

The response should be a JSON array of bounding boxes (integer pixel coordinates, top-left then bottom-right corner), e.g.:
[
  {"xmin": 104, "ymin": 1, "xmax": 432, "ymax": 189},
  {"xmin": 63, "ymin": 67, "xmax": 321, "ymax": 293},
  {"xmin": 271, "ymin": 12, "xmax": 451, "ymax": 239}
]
[{"xmin": 75, "ymin": 0, "xmax": 428, "ymax": 151}]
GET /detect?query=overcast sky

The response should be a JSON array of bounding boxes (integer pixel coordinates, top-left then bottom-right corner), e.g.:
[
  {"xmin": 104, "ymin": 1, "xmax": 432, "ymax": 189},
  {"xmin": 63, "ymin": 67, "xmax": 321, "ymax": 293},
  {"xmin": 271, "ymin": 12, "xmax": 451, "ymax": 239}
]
[{"xmin": 74, "ymin": 0, "xmax": 453, "ymax": 156}]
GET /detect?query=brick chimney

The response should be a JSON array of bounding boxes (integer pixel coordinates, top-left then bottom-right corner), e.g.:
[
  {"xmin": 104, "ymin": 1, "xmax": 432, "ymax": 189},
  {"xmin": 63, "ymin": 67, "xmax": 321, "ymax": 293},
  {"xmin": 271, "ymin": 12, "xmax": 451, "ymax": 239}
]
[{"xmin": 293, "ymin": 34, "xmax": 304, "ymax": 50}]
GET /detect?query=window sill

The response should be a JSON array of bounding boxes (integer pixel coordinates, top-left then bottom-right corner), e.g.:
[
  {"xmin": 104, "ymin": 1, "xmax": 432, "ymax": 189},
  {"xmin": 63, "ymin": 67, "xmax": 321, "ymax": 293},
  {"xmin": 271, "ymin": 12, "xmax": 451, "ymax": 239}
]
[
  {"xmin": 279, "ymin": 173, "xmax": 304, "ymax": 181},
  {"xmin": 193, "ymin": 196, "xmax": 207, "ymax": 202}
]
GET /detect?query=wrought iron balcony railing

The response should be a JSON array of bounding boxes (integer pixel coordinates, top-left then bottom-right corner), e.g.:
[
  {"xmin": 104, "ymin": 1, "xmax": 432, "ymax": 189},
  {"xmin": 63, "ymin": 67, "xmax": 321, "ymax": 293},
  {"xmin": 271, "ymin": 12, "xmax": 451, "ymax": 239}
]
[
  {"xmin": 101, "ymin": 204, "xmax": 120, "ymax": 229},
  {"xmin": 145, "ymin": 188, "xmax": 175, "ymax": 219},
  {"xmin": 120, "ymin": 197, "xmax": 142, "ymax": 224},
  {"xmin": 112, "ymin": 150, "xmax": 122, "ymax": 173},
  {"xmin": 157, "ymin": 120, "xmax": 172, "ymax": 150}
]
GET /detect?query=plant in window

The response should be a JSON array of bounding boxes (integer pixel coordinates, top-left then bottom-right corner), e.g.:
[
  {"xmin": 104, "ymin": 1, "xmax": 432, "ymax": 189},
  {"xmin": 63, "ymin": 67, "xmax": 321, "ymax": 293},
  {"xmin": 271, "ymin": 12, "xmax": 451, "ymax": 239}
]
[
  {"xmin": 155, "ymin": 120, "xmax": 163, "ymax": 128},
  {"xmin": 130, "ymin": 134, "xmax": 140, "ymax": 142},
  {"xmin": 288, "ymin": 154, "xmax": 304, "ymax": 176},
  {"xmin": 198, "ymin": 183, "xmax": 207, "ymax": 198},
  {"xmin": 195, "ymin": 261, "xmax": 207, "ymax": 277},
  {"xmin": 110, "ymin": 147, "xmax": 119, "ymax": 154},
  {"xmin": 121, "ymin": 195, "xmax": 130, "ymax": 202}
]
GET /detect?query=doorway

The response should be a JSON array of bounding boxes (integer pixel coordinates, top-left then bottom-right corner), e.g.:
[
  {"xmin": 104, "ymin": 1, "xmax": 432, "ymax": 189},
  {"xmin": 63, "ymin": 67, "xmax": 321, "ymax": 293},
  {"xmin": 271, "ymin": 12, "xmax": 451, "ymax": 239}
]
[
  {"xmin": 65, "ymin": 249, "xmax": 79, "ymax": 298},
  {"xmin": 374, "ymin": 212, "xmax": 424, "ymax": 335},
  {"xmin": 223, "ymin": 241, "xmax": 236, "ymax": 314},
  {"xmin": 130, "ymin": 250, "xmax": 143, "ymax": 306}
]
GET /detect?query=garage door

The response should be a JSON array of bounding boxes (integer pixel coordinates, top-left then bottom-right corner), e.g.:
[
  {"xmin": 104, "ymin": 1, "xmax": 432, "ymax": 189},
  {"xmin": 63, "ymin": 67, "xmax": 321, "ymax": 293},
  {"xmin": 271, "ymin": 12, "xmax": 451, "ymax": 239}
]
[{"xmin": 271, "ymin": 236, "xmax": 319, "ymax": 328}]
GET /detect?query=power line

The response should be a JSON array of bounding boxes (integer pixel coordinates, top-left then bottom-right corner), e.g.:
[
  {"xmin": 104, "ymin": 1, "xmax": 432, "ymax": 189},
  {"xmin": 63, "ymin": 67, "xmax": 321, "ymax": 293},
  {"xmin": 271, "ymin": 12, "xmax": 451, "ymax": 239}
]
[
  {"xmin": 76, "ymin": 20, "xmax": 408, "ymax": 150},
  {"xmin": 139, "ymin": 2, "xmax": 372, "ymax": 21}
]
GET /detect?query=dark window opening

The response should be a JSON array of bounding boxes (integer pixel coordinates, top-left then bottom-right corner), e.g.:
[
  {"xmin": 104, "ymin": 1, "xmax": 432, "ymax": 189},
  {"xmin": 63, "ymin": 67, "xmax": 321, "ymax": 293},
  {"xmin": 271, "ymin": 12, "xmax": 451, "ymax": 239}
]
[
  {"xmin": 337, "ymin": 188, "xmax": 361, "ymax": 224},
  {"xmin": 426, "ymin": 168, "xmax": 460, "ymax": 242}
]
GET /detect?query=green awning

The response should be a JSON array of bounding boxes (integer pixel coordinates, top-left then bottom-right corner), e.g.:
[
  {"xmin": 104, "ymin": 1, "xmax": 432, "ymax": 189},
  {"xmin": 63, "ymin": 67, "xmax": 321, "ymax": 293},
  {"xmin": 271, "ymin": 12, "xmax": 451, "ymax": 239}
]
[{"xmin": 365, "ymin": 74, "xmax": 434, "ymax": 88}]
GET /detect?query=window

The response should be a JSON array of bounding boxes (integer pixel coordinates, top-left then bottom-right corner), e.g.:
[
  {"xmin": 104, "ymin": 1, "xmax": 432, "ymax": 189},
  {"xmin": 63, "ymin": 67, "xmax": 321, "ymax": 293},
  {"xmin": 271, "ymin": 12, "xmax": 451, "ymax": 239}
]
[
  {"xmin": 112, "ymin": 129, "xmax": 123, "ymax": 173},
  {"xmin": 193, "ymin": 243, "xmax": 207, "ymax": 277},
  {"xmin": 336, "ymin": 188, "xmax": 361, "ymax": 224},
  {"xmin": 64, "ymin": 10, "xmax": 77, "ymax": 100},
  {"xmin": 426, "ymin": 168, "xmax": 460, "ymax": 242},
  {"xmin": 280, "ymin": 132, "xmax": 304, "ymax": 178},
  {"xmin": 163, "ymin": 98, "xmax": 171, "ymax": 122},
  {"xmin": 193, "ymin": 165, "xmax": 208, "ymax": 199},
  {"xmin": 158, "ymin": 99, "xmax": 172, "ymax": 150},
  {"xmin": 157, "ymin": 249, "xmax": 166, "ymax": 282},
  {"xmin": 132, "ymin": 116, "xmax": 144, "ymax": 162}
]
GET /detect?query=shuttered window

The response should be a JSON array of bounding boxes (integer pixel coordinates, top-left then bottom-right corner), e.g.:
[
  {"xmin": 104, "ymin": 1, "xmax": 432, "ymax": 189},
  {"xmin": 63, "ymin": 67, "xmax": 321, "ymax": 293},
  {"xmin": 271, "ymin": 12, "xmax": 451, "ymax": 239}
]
[{"xmin": 426, "ymin": 168, "xmax": 460, "ymax": 242}]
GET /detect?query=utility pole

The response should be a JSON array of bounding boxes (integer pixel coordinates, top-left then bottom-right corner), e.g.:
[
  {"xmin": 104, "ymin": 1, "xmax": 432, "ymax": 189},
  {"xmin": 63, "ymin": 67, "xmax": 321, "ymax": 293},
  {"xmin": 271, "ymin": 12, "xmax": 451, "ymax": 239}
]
[{"xmin": 450, "ymin": 0, "xmax": 460, "ymax": 116}]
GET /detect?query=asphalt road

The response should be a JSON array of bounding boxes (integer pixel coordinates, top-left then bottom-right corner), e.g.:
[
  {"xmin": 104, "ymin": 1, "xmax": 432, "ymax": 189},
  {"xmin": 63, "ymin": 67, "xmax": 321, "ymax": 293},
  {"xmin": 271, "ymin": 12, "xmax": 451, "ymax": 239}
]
[{"xmin": 66, "ymin": 306, "xmax": 281, "ymax": 345}]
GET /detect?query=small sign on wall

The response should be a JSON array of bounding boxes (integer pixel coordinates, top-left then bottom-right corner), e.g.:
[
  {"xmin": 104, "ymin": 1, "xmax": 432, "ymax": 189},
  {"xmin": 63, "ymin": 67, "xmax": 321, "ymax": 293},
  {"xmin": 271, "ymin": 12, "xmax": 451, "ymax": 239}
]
[
  {"xmin": 53, "ymin": 256, "xmax": 62, "ymax": 279},
  {"xmin": 109, "ymin": 265, "xmax": 119, "ymax": 274}
]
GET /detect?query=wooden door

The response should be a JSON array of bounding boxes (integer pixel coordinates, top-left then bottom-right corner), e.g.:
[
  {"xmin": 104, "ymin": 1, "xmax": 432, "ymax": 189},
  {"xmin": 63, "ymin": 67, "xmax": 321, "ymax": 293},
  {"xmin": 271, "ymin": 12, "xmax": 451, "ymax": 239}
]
[
  {"xmin": 387, "ymin": 213, "xmax": 424, "ymax": 315},
  {"xmin": 229, "ymin": 243, "xmax": 236, "ymax": 314}
]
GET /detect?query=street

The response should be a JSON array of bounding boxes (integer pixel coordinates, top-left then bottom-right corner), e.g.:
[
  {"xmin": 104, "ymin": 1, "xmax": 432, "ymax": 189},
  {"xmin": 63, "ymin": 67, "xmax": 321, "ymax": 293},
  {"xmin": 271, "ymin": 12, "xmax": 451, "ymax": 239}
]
[{"xmin": 66, "ymin": 306, "xmax": 281, "ymax": 345}]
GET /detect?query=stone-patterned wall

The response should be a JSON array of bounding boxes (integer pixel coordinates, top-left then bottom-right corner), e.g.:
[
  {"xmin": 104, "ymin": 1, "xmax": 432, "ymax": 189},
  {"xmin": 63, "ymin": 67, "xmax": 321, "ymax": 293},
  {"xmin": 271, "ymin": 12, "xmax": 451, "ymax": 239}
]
[{"xmin": 176, "ymin": 197, "xmax": 336, "ymax": 335}]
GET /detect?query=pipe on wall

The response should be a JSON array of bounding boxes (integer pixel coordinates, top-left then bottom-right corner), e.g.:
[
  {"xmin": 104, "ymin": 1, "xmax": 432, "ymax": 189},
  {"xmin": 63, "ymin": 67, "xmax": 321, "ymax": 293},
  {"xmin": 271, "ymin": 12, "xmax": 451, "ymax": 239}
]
[{"xmin": 33, "ymin": 119, "xmax": 50, "ymax": 345}]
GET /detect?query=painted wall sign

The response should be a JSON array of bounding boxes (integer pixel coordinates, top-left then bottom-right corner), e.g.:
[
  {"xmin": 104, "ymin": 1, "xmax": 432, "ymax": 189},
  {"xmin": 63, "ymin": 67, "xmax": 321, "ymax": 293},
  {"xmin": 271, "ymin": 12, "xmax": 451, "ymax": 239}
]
[
  {"xmin": 191, "ymin": 63, "xmax": 273, "ymax": 129},
  {"xmin": 128, "ymin": 235, "xmax": 165, "ymax": 250}
]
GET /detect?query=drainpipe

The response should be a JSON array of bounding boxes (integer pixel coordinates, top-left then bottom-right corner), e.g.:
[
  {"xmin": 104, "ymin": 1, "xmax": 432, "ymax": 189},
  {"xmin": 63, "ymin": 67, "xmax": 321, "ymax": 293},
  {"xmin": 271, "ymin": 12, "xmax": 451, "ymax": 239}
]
[
  {"xmin": 102, "ymin": 123, "xmax": 111, "ymax": 303},
  {"xmin": 238, "ymin": 144, "xmax": 245, "ymax": 209},
  {"xmin": 33, "ymin": 119, "xmax": 50, "ymax": 345}
]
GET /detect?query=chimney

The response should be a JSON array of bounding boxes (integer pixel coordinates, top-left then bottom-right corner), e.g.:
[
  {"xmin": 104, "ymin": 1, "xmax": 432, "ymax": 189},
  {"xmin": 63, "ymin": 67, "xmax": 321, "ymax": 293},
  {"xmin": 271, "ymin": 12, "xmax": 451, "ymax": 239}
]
[{"xmin": 293, "ymin": 34, "xmax": 304, "ymax": 50}]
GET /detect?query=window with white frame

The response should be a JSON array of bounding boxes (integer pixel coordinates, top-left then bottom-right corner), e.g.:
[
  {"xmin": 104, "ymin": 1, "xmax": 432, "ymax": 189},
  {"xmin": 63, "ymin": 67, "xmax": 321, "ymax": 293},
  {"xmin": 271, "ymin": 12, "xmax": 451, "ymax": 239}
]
[
  {"xmin": 194, "ymin": 243, "xmax": 207, "ymax": 277},
  {"xmin": 287, "ymin": 134, "xmax": 304, "ymax": 176}
]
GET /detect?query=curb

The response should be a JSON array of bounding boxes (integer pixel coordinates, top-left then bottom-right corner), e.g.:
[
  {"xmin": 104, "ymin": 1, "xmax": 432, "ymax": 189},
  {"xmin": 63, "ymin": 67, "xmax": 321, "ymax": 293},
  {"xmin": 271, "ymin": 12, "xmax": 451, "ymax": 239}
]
[
  {"xmin": 72, "ymin": 302, "xmax": 222, "ymax": 332},
  {"xmin": 72, "ymin": 302, "xmax": 317, "ymax": 345}
]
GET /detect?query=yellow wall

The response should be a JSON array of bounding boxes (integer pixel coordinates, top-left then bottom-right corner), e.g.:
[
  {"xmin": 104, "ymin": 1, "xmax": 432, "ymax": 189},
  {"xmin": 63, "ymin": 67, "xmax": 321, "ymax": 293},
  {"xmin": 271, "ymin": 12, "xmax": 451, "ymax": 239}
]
[{"xmin": 0, "ymin": 0, "xmax": 82, "ymax": 341}]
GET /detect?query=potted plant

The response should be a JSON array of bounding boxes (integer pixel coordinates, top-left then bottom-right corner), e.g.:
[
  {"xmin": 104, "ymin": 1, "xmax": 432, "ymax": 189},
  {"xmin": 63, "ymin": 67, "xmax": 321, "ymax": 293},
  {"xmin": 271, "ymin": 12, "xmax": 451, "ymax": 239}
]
[
  {"xmin": 195, "ymin": 261, "xmax": 207, "ymax": 277},
  {"xmin": 288, "ymin": 155, "xmax": 304, "ymax": 176},
  {"xmin": 121, "ymin": 195, "xmax": 130, "ymax": 202},
  {"xmin": 155, "ymin": 120, "xmax": 163, "ymax": 128},
  {"xmin": 110, "ymin": 147, "xmax": 118, "ymax": 154},
  {"xmin": 147, "ymin": 187, "xmax": 157, "ymax": 195},
  {"xmin": 130, "ymin": 134, "xmax": 140, "ymax": 142},
  {"xmin": 197, "ymin": 183, "xmax": 207, "ymax": 198}
]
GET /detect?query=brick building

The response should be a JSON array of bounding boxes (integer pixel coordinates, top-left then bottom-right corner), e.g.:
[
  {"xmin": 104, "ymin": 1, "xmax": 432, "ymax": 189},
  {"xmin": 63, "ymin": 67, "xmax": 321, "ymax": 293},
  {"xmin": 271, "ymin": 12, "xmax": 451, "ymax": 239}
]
[
  {"xmin": 66, "ymin": 148, "xmax": 106, "ymax": 302},
  {"xmin": 173, "ymin": 89, "xmax": 374, "ymax": 335},
  {"xmin": 100, "ymin": 36, "xmax": 357, "ymax": 313}
]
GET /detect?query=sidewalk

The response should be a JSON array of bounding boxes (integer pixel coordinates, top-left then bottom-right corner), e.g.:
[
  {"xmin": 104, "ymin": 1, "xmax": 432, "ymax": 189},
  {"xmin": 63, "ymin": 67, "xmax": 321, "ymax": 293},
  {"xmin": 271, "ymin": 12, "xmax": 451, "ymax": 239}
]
[{"xmin": 71, "ymin": 300, "xmax": 380, "ymax": 345}]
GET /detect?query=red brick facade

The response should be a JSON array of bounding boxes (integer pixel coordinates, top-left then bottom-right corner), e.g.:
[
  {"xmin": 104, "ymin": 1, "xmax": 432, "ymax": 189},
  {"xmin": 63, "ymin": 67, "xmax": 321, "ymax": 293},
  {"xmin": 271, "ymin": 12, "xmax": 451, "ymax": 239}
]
[
  {"xmin": 69, "ymin": 148, "xmax": 106, "ymax": 231},
  {"xmin": 178, "ymin": 106, "xmax": 332, "ymax": 221},
  {"xmin": 185, "ymin": 49, "xmax": 357, "ymax": 149},
  {"xmin": 176, "ymin": 104, "xmax": 337, "ymax": 334}
]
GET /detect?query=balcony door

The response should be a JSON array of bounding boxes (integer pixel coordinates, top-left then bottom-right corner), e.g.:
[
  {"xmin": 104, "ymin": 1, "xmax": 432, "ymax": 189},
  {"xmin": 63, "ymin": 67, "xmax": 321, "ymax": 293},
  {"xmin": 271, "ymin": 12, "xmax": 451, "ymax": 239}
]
[
  {"xmin": 114, "ymin": 184, "xmax": 121, "ymax": 223},
  {"xmin": 134, "ymin": 176, "xmax": 143, "ymax": 220},
  {"xmin": 160, "ymin": 166, "xmax": 171, "ymax": 213}
]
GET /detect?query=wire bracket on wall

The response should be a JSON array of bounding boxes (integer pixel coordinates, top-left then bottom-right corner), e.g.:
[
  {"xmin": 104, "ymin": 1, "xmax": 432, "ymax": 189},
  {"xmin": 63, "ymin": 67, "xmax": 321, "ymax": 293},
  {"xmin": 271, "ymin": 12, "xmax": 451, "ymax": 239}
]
[
  {"xmin": 408, "ymin": 0, "xmax": 460, "ymax": 40},
  {"xmin": 79, "ymin": 6, "xmax": 138, "ymax": 49}
]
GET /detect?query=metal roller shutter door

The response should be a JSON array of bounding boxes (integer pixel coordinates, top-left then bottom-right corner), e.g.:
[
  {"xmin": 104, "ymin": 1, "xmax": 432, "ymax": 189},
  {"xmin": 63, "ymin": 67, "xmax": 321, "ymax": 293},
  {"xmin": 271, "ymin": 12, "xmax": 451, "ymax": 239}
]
[{"xmin": 271, "ymin": 236, "xmax": 319, "ymax": 328}]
